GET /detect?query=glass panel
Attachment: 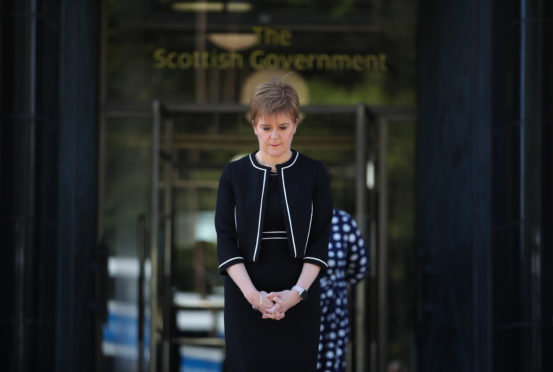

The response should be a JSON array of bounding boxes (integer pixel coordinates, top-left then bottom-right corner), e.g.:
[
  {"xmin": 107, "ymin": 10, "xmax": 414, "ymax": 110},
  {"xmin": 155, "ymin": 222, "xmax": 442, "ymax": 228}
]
[
  {"xmin": 100, "ymin": 117, "xmax": 152, "ymax": 372},
  {"xmin": 168, "ymin": 111, "xmax": 253, "ymax": 296},
  {"xmin": 105, "ymin": 0, "xmax": 417, "ymax": 107},
  {"xmin": 297, "ymin": 111, "xmax": 358, "ymax": 210},
  {"xmin": 166, "ymin": 111, "xmax": 248, "ymax": 372}
]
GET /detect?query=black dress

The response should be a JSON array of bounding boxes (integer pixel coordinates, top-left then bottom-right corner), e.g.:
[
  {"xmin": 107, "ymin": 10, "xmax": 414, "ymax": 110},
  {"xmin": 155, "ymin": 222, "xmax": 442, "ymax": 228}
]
[{"xmin": 223, "ymin": 171, "xmax": 321, "ymax": 372}]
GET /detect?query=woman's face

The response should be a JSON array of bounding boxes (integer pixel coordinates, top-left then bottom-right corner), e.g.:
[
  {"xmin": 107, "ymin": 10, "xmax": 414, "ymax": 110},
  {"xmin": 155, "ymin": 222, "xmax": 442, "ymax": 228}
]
[{"xmin": 253, "ymin": 112, "xmax": 297, "ymax": 162}]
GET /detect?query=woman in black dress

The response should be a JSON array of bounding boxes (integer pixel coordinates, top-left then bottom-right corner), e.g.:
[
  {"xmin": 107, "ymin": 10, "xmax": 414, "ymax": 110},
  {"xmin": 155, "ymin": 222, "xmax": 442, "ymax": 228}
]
[{"xmin": 215, "ymin": 78, "xmax": 332, "ymax": 372}]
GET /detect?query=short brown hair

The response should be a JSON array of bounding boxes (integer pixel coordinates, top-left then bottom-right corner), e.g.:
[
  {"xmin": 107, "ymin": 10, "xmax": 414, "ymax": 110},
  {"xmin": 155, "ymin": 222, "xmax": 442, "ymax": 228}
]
[{"xmin": 249, "ymin": 78, "xmax": 300, "ymax": 125}]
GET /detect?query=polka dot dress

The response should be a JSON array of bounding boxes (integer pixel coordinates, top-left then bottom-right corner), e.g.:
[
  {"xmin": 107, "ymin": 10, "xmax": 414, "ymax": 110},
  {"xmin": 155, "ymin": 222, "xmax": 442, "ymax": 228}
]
[{"xmin": 317, "ymin": 208, "xmax": 369, "ymax": 372}]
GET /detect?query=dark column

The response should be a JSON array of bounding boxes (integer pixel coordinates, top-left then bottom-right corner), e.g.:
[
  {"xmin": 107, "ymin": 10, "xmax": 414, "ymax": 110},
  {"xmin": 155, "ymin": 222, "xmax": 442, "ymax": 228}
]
[
  {"xmin": 416, "ymin": 0, "xmax": 492, "ymax": 371},
  {"xmin": 418, "ymin": 0, "xmax": 553, "ymax": 370},
  {"xmin": 1, "ymin": 1, "xmax": 60, "ymax": 371},
  {"xmin": 0, "ymin": 0, "xmax": 99, "ymax": 371},
  {"xmin": 492, "ymin": 1, "xmax": 553, "ymax": 371},
  {"xmin": 540, "ymin": 3, "xmax": 553, "ymax": 370},
  {"xmin": 54, "ymin": 0, "xmax": 99, "ymax": 371}
]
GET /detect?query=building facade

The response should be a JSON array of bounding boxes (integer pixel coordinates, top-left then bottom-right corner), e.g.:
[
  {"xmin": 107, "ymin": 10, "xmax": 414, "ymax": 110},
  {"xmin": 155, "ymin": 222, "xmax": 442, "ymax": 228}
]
[{"xmin": 1, "ymin": 1, "xmax": 551, "ymax": 372}]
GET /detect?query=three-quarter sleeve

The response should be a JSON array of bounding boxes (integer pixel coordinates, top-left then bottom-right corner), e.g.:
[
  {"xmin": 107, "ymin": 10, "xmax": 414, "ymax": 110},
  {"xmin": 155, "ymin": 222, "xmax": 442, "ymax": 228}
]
[
  {"xmin": 303, "ymin": 161, "xmax": 332, "ymax": 273},
  {"xmin": 215, "ymin": 164, "xmax": 245, "ymax": 274},
  {"xmin": 345, "ymin": 217, "xmax": 369, "ymax": 286}
]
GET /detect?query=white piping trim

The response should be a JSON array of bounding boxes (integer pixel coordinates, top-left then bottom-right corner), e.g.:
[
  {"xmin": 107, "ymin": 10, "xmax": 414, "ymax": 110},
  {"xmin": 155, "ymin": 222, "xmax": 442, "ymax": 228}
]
[
  {"xmin": 304, "ymin": 256, "xmax": 328, "ymax": 267},
  {"xmin": 262, "ymin": 237, "xmax": 288, "ymax": 240},
  {"xmin": 281, "ymin": 152, "xmax": 300, "ymax": 257},
  {"xmin": 283, "ymin": 151, "xmax": 299, "ymax": 168},
  {"xmin": 249, "ymin": 154, "xmax": 266, "ymax": 261},
  {"xmin": 263, "ymin": 230, "xmax": 286, "ymax": 234},
  {"xmin": 304, "ymin": 202, "xmax": 313, "ymax": 255},
  {"xmin": 218, "ymin": 256, "xmax": 244, "ymax": 269},
  {"xmin": 248, "ymin": 153, "xmax": 265, "ymax": 171}
]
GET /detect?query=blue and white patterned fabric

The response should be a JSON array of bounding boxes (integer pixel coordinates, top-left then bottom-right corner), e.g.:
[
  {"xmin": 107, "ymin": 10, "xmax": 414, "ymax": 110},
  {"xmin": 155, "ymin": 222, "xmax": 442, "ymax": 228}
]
[{"xmin": 317, "ymin": 208, "xmax": 369, "ymax": 372}]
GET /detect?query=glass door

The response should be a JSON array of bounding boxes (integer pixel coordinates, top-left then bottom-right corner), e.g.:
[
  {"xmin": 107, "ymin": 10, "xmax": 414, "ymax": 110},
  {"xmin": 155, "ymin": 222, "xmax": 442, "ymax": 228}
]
[
  {"xmin": 98, "ymin": 106, "xmax": 153, "ymax": 372},
  {"xmin": 150, "ymin": 104, "xmax": 253, "ymax": 372}
]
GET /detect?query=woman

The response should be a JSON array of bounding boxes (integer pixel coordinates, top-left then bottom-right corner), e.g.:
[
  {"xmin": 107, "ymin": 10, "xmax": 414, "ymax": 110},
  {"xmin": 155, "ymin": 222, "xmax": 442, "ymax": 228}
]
[
  {"xmin": 215, "ymin": 78, "xmax": 332, "ymax": 372},
  {"xmin": 317, "ymin": 208, "xmax": 369, "ymax": 372}
]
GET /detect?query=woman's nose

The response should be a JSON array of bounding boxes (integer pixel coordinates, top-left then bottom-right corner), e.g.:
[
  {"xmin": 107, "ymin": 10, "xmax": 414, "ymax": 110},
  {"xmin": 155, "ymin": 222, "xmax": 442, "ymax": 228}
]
[{"xmin": 270, "ymin": 129, "xmax": 279, "ymax": 138}]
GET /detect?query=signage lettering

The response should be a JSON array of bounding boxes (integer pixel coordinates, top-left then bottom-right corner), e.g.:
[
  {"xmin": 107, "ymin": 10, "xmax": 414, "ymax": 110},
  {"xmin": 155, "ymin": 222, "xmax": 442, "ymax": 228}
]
[{"xmin": 153, "ymin": 27, "xmax": 388, "ymax": 72}]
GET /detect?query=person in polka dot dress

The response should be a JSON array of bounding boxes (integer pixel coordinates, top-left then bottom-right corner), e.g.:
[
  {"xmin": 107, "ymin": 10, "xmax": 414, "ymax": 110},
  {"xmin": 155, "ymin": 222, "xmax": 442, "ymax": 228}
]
[{"xmin": 317, "ymin": 208, "xmax": 369, "ymax": 372}]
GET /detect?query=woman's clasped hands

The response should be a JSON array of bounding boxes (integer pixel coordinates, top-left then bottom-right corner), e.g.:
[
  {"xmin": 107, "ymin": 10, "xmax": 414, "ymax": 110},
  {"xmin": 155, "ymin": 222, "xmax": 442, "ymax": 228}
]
[{"xmin": 250, "ymin": 289, "xmax": 301, "ymax": 321}]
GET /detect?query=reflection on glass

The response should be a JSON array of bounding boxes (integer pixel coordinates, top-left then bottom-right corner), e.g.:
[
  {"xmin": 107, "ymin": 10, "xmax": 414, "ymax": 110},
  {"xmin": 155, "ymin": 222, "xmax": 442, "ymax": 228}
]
[
  {"xmin": 386, "ymin": 121, "xmax": 416, "ymax": 370},
  {"xmin": 106, "ymin": 0, "xmax": 416, "ymax": 106},
  {"xmin": 101, "ymin": 118, "xmax": 152, "ymax": 370}
]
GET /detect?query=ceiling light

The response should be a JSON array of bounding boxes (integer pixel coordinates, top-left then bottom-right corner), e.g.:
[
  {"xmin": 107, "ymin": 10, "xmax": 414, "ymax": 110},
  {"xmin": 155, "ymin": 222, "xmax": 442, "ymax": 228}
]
[
  {"xmin": 172, "ymin": 2, "xmax": 252, "ymax": 12},
  {"xmin": 208, "ymin": 33, "xmax": 257, "ymax": 51},
  {"xmin": 226, "ymin": 2, "xmax": 251, "ymax": 12}
]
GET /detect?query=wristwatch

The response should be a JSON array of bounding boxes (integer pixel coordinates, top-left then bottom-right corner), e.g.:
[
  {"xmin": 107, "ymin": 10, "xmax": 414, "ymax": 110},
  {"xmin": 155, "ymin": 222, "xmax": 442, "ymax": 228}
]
[{"xmin": 292, "ymin": 285, "xmax": 308, "ymax": 301}]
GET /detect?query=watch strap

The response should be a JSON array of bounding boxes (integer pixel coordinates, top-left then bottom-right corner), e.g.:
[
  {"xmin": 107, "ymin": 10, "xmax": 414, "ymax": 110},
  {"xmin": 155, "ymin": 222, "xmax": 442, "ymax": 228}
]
[{"xmin": 292, "ymin": 285, "xmax": 308, "ymax": 301}]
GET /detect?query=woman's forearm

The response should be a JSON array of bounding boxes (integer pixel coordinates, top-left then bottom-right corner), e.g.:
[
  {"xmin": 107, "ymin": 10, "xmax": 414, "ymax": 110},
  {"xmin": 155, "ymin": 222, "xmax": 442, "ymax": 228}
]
[
  {"xmin": 226, "ymin": 263, "xmax": 258, "ymax": 305},
  {"xmin": 295, "ymin": 262, "xmax": 321, "ymax": 290}
]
